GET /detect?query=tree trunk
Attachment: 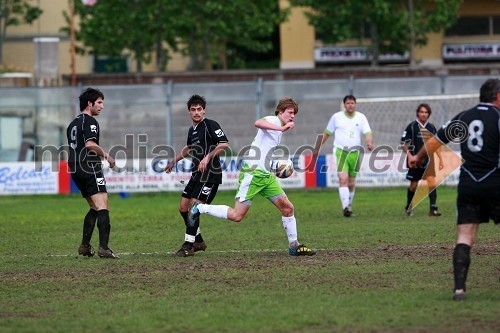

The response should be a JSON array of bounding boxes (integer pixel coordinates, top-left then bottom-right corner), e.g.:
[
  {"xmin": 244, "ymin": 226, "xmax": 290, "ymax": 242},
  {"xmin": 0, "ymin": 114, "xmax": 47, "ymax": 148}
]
[
  {"xmin": 187, "ymin": 36, "xmax": 202, "ymax": 71},
  {"xmin": 218, "ymin": 41, "xmax": 228, "ymax": 70},
  {"xmin": 202, "ymin": 40, "xmax": 212, "ymax": 70},
  {"xmin": 0, "ymin": 6, "xmax": 6, "ymax": 64},
  {"xmin": 136, "ymin": 58, "xmax": 142, "ymax": 73},
  {"xmin": 408, "ymin": 0, "xmax": 416, "ymax": 67},
  {"xmin": 156, "ymin": 38, "xmax": 167, "ymax": 72},
  {"xmin": 370, "ymin": 22, "xmax": 380, "ymax": 67},
  {"xmin": 0, "ymin": 31, "xmax": 4, "ymax": 64}
]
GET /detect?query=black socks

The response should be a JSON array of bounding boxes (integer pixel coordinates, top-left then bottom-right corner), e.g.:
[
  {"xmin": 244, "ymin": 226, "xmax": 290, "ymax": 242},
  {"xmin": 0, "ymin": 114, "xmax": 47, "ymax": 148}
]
[
  {"xmin": 429, "ymin": 189, "xmax": 437, "ymax": 209},
  {"xmin": 82, "ymin": 209, "xmax": 98, "ymax": 245},
  {"xmin": 97, "ymin": 209, "xmax": 111, "ymax": 250},
  {"xmin": 453, "ymin": 243, "xmax": 471, "ymax": 291},
  {"xmin": 180, "ymin": 211, "xmax": 203, "ymax": 243},
  {"xmin": 406, "ymin": 189, "xmax": 415, "ymax": 210},
  {"xmin": 407, "ymin": 188, "xmax": 438, "ymax": 210}
]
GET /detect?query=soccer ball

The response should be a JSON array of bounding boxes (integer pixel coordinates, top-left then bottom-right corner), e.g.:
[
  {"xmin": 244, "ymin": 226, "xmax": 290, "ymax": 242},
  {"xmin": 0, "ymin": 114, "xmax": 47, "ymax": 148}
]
[{"xmin": 272, "ymin": 159, "xmax": 294, "ymax": 179}]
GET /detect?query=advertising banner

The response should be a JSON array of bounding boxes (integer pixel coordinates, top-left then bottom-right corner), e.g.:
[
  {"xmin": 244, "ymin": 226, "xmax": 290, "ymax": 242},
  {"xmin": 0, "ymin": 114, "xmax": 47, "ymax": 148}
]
[
  {"xmin": 0, "ymin": 162, "xmax": 58, "ymax": 195},
  {"xmin": 325, "ymin": 152, "xmax": 460, "ymax": 188},
  {"xmin": 102, "ymin": 156, "xmax": 306, "ymax": 193},
  {"xmin": 315, "ymin": 46, "xmax": 409, "ymax": 63},
  {"xmin": 443, "ymin": 42, "xmax": 500, "ymax": 60},
  {"xmin": 0, "ymin": 152, "xmax": 459, "ymax": 196}
]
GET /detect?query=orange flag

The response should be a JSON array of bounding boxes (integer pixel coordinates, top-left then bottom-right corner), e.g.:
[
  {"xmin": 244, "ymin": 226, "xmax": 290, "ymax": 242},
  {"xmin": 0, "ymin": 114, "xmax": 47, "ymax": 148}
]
[{"xmin": 410, "ymin": 128, "xmax": 464, "ymax": 210}]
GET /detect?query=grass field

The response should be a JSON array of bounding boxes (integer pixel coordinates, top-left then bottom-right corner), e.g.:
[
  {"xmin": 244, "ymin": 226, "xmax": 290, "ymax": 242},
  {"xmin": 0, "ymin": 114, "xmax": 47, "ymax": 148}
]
[{"xmin": 0, "ymin": 187, "xmax": 498, "ymax": 333}]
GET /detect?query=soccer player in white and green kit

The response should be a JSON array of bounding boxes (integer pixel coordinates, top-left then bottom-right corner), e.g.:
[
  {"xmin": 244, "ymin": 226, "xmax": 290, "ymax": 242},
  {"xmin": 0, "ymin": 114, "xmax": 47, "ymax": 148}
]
[
  {"xmin": 188, "ymin": 97, "xmax": 317, "ymax": 256},
  {"xmin": 312, "ymin": 95, "xmax": 373, "ymax": 217}
]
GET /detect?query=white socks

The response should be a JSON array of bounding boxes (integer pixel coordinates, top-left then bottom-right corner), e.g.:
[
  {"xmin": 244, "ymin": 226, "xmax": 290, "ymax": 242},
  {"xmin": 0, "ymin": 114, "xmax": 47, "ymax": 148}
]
[
  {"xmin": 198, "ymin": 204, "xmax": 229, "ymax": 219},
  {"xmin": 349, "ymin": 190, "xmax": 355, "ymax": 207},
  {"xmin": 339, "ymin": 187, "xmax": 350, "ymax": 209},
  {"xmin": 282, "ymin": 215, "xmax": 298, "ymax": 245},
  {"xmin": 184, "ymin": 227, "xmax": 202, "ymax": 244},
  {"xmin": 184, "ymin": 234, "xmax": 195, "ymax": 242}
]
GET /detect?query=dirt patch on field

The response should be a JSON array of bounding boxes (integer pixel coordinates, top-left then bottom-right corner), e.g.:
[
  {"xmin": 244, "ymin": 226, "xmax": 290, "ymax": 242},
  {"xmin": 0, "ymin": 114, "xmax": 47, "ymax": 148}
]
[{"xmin": 1, "ymin": 241, "xmax": 497, "ymax": 283}]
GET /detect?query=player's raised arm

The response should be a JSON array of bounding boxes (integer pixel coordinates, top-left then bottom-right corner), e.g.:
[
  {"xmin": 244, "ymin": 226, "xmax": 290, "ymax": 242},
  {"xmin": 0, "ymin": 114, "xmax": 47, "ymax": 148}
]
[{"xmin": 255, "ymin": 118, "xmax": 294, "ymax": 132}]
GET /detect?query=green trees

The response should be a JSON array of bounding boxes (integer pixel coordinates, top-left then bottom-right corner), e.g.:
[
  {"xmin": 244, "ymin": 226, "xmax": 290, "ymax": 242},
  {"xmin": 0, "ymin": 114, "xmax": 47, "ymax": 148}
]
[
  {"xmin": 291, "ymin": 0, "xmax": 462, "ymax": 66},
  {"xmin": 168, "ymin": 0, "xmax": 286, "ymax": 70},
  {"xmin": 67, "ymin": 0, "xmax": 287, "ymax": 72},
  {"xmin": 0, "ymin": 0, "xmax": 43, "ymax": 64},
  {"xmin": 60, "ymin": 0, "xmax": 462, "ymax": 71}
]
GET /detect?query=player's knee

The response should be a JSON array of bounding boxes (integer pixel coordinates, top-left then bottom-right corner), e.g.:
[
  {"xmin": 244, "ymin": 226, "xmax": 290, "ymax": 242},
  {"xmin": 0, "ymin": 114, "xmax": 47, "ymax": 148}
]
[
  {"xmin": 281, "ymin": 203, "xmax": 294, "ymax": 216},
  {"xmin": 231, "ymin": 213, "xmax": 244, "ymax": 222}
]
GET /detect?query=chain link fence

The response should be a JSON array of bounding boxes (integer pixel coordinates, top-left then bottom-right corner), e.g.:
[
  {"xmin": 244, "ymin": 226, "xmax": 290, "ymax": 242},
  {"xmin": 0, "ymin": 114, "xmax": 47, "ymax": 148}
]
[{"xmin": 0, "ymin": 75, "xmax": 490, "ymax": 162}]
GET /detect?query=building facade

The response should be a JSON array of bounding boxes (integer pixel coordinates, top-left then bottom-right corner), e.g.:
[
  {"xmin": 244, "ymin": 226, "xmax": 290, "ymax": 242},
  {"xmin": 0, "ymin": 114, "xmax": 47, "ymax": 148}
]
[
  {"xmin": 280, "ymin": 0, "xmax": 500, "ymax": 69},
  {"xmin": 2, "ymin": 0, "xmax": 499, "ymax": 81}
]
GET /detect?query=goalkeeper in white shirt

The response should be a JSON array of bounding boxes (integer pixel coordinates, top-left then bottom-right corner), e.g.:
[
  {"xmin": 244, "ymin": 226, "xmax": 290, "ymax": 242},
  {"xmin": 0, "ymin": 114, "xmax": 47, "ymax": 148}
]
[
  {"xmin": 312, "ymin": 95, "xmax": 373, "ymax": 217},
  {"xmin": 188, "ymin": 97, "xmax": 317, "ymax": 256}
]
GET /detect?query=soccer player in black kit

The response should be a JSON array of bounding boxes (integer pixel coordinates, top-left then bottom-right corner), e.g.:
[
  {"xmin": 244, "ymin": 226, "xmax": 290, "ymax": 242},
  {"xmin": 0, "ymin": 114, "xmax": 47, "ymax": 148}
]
[
  {"xmin": 66, "ymin": 87, "xmax": 119, "ymax": 259},
  {"xmin": 401, "ymin": 103, "xmax": 444, "ymax": 216},
  {"xmin": 408, "ymin": 78, "xmax": 500, "ymax": 301},
  {"xmin": 165, "ymin": 95, "xmax": 230, "ymax": 257}
]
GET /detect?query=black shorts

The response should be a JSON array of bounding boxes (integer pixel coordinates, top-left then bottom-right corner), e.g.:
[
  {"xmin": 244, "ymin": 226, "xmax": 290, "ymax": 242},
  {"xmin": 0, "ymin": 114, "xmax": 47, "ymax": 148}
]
[
  {"xmin": 457, "ymin": 176, "xmax": 500, "ymax": 225},
  {"xmin": 406, "ymin": 158, "xmax": 435, "ymax": 182},
  {"xmin": 70, "ymin": 163, "xmax": 107, "ymax": 198},
  {"xmin": 406, "ymin": 167, "xmax": 426, "ymax": 181},
  {"xmin": 181, "ymin": 180, "xmax": 219, "ymax": 204}
]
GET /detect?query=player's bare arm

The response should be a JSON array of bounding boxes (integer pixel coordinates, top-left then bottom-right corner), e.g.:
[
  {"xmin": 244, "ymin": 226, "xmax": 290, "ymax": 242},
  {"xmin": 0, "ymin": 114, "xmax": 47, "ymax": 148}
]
[
  {"xmin": 255, "ymin": 119, "xmax": 294, "ymax": 132},
  {"xmin": 198, "ymin": 142, "xmax": 230, "ymax": 172},
  {"xmin": 400, "ymin": 141, "xmax": 411, "ymax": 156},
  {"xmin": 408, "ymin": 136, "xmax": 442, "ymax": 168},
  {"xmin": 311, "ymin": 132, "xmax": 330, "ymax": 166},
  {"xmin": 435, "ymin": 148, "xmax": 445, "ymax": 170},
  {"xmin": 165, "ymin": 145, "xmax": 191, "ymax": 173},
  {"xmin": 85, "ymin": 140, "xmax": 115, "ymax": 168},
  {"xmin": 365, "ymin": 133, "xmax": 373, "ymax": 151}
]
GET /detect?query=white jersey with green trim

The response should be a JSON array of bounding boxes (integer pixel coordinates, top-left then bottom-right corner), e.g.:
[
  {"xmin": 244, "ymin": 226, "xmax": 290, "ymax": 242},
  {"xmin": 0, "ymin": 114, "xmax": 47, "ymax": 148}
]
[
  {"xmin": 325, "ymin": 111, "xmax": 371, "ymax": 151},
  {"xmin": 244, "ymin": 115, "xmax": 282, "ymax": 175}
]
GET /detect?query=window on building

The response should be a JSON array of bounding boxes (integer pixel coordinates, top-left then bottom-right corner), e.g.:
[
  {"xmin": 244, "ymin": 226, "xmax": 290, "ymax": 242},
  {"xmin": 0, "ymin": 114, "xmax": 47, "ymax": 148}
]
[
  {"xmin": 93, "ymin": 55, "xmax": 128, "ymax": 73},
  {"xmin": 445, "ymin": 16, "xmax": 490, "ymax": 36},
  {"xmin": 493, "ymin": 16, "xmax": 500, "ymax": 34}
]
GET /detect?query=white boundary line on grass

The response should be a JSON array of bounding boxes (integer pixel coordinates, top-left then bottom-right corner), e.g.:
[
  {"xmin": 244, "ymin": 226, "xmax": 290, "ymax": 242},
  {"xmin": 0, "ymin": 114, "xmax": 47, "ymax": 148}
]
[
  {"xmin": 25, "ymin": 243, "xmax": 493, "ymax": 258},
  {"xmin": 44, "ymin": 249, "xmax": 286, "ymax": 257}
]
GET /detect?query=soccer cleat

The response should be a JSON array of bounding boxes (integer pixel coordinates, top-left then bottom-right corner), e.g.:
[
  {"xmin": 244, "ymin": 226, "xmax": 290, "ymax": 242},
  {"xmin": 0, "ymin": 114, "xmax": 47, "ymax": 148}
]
[
  {"xmin": 187, "ymin": 202, "xmax": 201, "ymax": 227},
  {"xmin": 98, "ymin": 247, "xmax": 120, "ymax": 259},
  {"xmin": 452, "ymin": 289, "xmax": 466, "ymax": 301},
  {"xmin": 78, "ymin": 244, "xmax": 95, "ymax": 257},
  {"xmin": 405, "ymin": 208, "xmax": 413, "ymax": 217},
  {"xmin": 173, "ymin": 243, "xmax": 194, "ymax": 257},
  {"xmin": 429, "ymin": 209, "xmax": 442, "ymax": 217},
  {"xmin": 193, "ymin": 241, "xmax": 207, "ymax": 252},
  {"xmin": 289, "ymin": 244, "xmax": 317, "ymax": 256},
  {"xmin": 343, "ymin": 207, "xmax": 352, "ymax": 217}
]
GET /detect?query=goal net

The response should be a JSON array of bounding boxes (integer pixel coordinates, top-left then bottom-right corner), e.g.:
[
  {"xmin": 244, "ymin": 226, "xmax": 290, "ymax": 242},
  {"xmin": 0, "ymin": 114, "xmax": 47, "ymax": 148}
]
[{"xmin": 356, "ymin": 94, "xmax": 478, "ymax": 151}]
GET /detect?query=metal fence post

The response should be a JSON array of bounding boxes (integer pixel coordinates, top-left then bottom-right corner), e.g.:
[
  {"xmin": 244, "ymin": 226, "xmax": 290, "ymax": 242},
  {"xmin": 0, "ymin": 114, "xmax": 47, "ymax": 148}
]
[
  {"xmin": 439, "ymin": 76, "xmax": 447, "ymax": 126},
  {"xmin": 165, "ymin": 80, "xmax": 173, "ymax": 147},
  {"xmin": 256, "ymin": 77, "xmax": 263, "ymax": 120}
]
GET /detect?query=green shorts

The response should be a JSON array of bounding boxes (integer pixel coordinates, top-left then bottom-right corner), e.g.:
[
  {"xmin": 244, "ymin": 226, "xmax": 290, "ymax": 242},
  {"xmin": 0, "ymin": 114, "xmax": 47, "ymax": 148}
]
[
  {"xmin": 235, "ymin": 168, "xmax": 284, "ymax": 203},
  {"xmin": 335, "ymin": 148, "xmax": 360, "ymax": 177}
]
